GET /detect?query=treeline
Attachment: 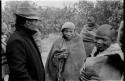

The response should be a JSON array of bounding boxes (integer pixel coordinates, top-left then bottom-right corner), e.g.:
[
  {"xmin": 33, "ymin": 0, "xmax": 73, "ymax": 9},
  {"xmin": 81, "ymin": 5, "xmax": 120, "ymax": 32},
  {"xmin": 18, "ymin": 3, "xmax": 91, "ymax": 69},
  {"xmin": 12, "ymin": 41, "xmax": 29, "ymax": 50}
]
[{"xmin": 2, "ymin": 0, "xmax": 123, "ymax": 36}]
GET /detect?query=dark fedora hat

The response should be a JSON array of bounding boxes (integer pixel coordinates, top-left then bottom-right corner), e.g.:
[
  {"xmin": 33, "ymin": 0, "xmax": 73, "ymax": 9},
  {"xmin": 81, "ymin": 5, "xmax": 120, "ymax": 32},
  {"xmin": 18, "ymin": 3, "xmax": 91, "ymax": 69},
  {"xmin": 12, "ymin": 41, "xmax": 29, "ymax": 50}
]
[{"xmin": 15, "ymin": 3, "xmax": 40, "ymax": 20}]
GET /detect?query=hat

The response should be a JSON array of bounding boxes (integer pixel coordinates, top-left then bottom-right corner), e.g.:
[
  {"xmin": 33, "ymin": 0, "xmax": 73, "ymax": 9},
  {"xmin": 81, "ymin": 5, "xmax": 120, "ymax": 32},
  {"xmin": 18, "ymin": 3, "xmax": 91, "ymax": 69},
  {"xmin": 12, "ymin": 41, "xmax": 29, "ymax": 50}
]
[
  {"xmin": 15, "ymin": 3, "xmax": 39, "ymax": 20},
  {"xmin": 61, "ymin": 22, "xmax": 75, "ymax": 31},
  {"xmin": 96, "ymin": 24, "xmax": 115, "ymax": 39}
]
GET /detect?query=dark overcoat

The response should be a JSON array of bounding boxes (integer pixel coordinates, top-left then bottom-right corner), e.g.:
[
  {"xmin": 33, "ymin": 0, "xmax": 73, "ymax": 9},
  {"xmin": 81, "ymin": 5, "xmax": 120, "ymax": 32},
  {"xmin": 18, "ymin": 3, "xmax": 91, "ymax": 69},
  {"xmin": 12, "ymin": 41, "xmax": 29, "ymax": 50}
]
[{"xmin": 6, "ymin": 25, "xmax": 45, "ymax": 81}]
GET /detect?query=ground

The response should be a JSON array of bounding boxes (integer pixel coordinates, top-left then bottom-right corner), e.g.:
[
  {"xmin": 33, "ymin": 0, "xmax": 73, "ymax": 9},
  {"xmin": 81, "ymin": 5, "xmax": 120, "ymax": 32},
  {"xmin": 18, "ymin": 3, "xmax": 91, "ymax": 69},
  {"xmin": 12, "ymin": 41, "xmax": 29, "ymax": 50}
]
[{"xmin": 41, "ymin": 33, "xmax": 60, "ymax": 67}]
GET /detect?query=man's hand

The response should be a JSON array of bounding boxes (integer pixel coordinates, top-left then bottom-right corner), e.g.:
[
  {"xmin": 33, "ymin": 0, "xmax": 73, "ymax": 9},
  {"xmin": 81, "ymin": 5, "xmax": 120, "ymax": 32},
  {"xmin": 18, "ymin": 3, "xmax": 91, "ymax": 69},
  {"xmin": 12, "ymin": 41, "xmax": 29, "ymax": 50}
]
[
  {"xmin": 52, "ymin": 49, "xmax": 69, "ymax": 67},
  {"xmin": 54, "ymin": 50, "xmax": 69, "ymax": 59}
]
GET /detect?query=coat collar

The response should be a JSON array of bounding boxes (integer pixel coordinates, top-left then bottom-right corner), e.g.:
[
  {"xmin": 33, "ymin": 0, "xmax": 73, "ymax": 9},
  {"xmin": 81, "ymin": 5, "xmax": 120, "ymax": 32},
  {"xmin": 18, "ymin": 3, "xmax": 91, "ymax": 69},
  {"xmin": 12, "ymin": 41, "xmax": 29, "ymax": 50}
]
[
  {"xmin": 96, "ymin": 43, "xmax": 124, "ymax": 61},
  {"xmin": 15, "ymin": 24, "xmax": 37, "ymax": 36}
]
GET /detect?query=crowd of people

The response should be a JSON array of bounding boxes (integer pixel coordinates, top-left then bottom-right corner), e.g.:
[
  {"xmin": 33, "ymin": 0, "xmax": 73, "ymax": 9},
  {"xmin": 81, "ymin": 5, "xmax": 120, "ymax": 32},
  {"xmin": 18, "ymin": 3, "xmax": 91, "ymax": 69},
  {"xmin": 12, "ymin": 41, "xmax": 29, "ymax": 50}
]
[{"xmin": 1, "ymin": 2, "xmax": 124, "ymax": 81}]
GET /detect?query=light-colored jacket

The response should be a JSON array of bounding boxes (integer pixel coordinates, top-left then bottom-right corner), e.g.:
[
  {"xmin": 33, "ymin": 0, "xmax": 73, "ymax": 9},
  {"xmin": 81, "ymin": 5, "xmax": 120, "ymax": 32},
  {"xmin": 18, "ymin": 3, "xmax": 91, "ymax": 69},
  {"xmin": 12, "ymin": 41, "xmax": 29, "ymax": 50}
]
[{"xmin": 80, "ymin": 43, "xmax": 124, "ymax": 81}]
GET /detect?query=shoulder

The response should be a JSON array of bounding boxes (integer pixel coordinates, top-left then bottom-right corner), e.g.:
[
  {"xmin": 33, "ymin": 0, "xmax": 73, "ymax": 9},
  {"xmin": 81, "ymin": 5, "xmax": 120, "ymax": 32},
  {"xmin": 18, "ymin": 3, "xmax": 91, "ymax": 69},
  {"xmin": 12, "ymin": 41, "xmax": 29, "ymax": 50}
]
[
  {"xmin": 52, "ymin": 37, "xmax": 63, "ymax": 47},
  {"xmin": 54, "ymin": 37, "xmax": 63, "ymax": 43},
  {"xmin": 106, "ymin": 43, "xmax": 124, "ymax": 60},
  {"xmin": 71, "ymin": 33, "xmax": 83, "ymax": 43},
  {"xmin": 86, "ymin": 56, "xmax": 108, "ymax": 63},
  {"xmin": 8, "ymin": 31, "xmax": 21, "ymax": 39},
  {"xmin": 7, "ymin": 32, "xmax": 26, "ymax": 47}
]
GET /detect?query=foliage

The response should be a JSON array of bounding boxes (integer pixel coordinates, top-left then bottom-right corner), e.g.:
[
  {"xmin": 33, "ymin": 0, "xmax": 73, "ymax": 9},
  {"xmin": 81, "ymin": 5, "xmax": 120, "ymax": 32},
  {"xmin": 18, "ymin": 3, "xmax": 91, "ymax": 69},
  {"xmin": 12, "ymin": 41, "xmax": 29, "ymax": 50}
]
[{"xmin": 2, "ymin": 0, "xmax": 123, "ymax": 37}]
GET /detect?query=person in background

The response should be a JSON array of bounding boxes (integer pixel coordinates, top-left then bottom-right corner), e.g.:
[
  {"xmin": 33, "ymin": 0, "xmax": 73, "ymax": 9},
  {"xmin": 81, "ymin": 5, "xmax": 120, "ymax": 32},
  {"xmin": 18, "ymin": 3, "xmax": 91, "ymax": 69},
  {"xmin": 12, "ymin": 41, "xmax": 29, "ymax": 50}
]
[
  {"xmin": 6, "ymin": 3, "xmax": 45, "ymax": 81},
  {"xmin": 8, "ymin": 22, "xmax": 16, "ymax": 36},
  {"xmin": 46, "ymin": 22, "xmax": 86, "ymax": 81},
  {"xmin": 117, "ymin": 20, "xmax": 124, "ymax": 81},
  {"xmin": 1, "ymin": 22, "xmax": 9, "ymax": 81},
  {"xmin": 117, "ymin": 20, "xmax": 124, "ymax": 52},
  {"xmin": 80, "ymin": 16, "xmax": 99, "ymax": 57},
  {"xmin": 79, "ymin": 24, "xmax": 124, "ymax": 81}
]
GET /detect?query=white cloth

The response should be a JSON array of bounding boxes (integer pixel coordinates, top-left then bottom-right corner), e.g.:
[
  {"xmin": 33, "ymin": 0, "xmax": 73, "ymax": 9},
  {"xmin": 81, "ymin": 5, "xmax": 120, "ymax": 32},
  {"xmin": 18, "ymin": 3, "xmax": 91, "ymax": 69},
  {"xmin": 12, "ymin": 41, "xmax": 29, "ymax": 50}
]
[{"xmin": 91, "ymin": 43, "xmax": 124, "ymax": 61}]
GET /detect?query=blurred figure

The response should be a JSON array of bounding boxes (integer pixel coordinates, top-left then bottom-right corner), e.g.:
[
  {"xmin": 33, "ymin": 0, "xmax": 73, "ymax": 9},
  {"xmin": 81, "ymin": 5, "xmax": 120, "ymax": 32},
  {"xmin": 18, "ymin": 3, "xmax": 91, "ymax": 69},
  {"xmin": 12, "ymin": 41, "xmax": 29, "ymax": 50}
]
[
  {"xmin": 6, "ymin": 3, "xmax": 45, "ymax": 81},
  {"xmin": 80, "ymin": 24, "xmax": 124, "ymax": 81},
  {"xmin": 117, "ymin": 20, "xmax": 124, "ymax": 49},
  {"xmin": 117, "ymin": 20, "xmax": 124, "ymax": 81},
  {"xmin": 46, "ymin": 22, "xmax": 86, "ymax": 81},
  {"xmin": 1, "ymin": 22, "xmax": 9, "ymax": 81},
  {"xmin": 80, "ymin": 16, "xmax": 99, "ymax": 57}
]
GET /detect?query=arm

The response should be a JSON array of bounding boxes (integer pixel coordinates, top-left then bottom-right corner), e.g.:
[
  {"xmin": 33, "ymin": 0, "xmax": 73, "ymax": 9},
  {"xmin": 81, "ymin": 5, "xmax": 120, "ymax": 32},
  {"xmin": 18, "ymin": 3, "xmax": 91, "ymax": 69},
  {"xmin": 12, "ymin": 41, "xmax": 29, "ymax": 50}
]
[
  {"xmin": 6, "ymin": 39, "xmax": 33, "ymax": 81},
  {"xmin": 80, "ymin": 25, "xmax": 96, "ymax": 42},
  {"xmin": 45, "ymin": 41, "xmax": 59, "ymax": 81},
  {"xmin": 45, "ymin": 39, "xmax": 67, "ymax": 81}
]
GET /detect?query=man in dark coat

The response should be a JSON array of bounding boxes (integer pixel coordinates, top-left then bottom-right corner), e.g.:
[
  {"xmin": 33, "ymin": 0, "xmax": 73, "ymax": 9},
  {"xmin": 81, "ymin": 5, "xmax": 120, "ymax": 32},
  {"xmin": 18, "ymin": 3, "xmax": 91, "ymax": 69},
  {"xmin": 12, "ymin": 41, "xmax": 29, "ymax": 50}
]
[{"xmin": 6, "ymin": 3, "xmax": 45, "ymax": 81}]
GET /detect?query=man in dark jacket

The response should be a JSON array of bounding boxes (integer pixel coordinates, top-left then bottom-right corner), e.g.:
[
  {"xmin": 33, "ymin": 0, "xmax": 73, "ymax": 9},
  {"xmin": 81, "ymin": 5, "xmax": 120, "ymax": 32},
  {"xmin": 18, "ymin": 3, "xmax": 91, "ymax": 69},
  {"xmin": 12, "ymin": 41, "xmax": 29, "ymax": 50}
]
[{"xmin": 6, "ymin": 3, "xmax": 45, "ymax": 81}]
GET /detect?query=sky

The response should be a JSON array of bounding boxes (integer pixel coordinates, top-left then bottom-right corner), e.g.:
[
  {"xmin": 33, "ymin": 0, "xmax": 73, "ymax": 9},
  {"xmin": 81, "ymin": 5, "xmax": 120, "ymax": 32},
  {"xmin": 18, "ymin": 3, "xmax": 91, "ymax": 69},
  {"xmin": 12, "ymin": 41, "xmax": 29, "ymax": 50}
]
[{"xmin": 2, "ymin": 0, "xmax": 97, "ymax": 9}]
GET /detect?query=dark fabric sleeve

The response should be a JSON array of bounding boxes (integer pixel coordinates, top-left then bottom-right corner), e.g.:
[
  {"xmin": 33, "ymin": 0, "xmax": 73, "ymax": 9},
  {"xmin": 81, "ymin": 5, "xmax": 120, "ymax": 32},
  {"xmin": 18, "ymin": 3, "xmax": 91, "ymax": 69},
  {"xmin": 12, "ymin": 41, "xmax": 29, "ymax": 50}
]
[
  {"xmin": 106, "ymin": 54, "xmax": 124, "ymax": 74},
  {"xmin": 45, "ymin": 43, "xmax": 58, "ymax": 81},
  {"xmin": 6, "ymin": 39, "xmax": 33, "ymax": 81}
]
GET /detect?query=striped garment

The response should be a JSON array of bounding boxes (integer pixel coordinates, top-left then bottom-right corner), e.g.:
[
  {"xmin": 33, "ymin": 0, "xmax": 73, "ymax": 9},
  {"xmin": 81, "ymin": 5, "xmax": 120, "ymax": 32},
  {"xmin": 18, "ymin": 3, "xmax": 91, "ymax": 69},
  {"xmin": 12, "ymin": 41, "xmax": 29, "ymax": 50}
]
[{"xmin": 1, "ymin": 35, "xmax": 9, "ymax": 79}]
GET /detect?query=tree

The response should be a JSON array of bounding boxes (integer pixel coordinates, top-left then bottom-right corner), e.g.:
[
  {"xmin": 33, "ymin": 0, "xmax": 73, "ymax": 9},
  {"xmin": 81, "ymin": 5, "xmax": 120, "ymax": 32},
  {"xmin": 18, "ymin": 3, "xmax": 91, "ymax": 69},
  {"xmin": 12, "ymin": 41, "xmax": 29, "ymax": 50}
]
[{"xmin": 2, "ymin": 0, "xmax": 123, "ymax": 38}]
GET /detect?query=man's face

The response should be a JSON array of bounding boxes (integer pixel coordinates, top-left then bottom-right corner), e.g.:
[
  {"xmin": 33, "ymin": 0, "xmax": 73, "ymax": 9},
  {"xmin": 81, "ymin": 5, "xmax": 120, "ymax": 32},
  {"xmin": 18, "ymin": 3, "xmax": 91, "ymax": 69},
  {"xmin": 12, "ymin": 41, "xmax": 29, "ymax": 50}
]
[
  {"xmin": 26, "ymin": 19, "xmax": 39, "ymax": 31},
  {"xmin": 95, "ymin": 36, "xmax": 112, "ymax": 52},
  {"xmin": 87, "ymin": 18, "xmax": 95, "ymax": 28},
  {"xmin": 62, "ymin": 28, "xmax": 75, "ymax": 40}
]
